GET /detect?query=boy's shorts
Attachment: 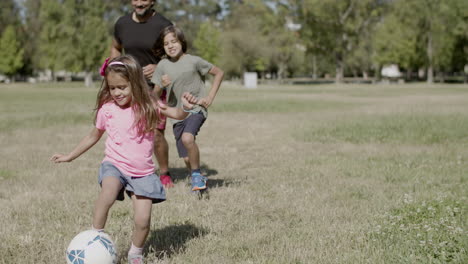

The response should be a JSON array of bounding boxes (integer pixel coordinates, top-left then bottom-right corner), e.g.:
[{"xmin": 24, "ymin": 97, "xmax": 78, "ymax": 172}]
[
  {"xmin": 173, "ymin": 112, "xmax": 206, "ymax": 158},
  {"xmin": 156, "ymin": 90, "xmax": 167, "ymax": 130},
  {"xmin": 98, "ymin": 161, "xmax": 166, "ymax": 204}
]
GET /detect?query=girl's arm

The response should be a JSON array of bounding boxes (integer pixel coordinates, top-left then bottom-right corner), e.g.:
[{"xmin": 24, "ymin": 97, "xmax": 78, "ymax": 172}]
[
  {"xmin": 50, "ymin": 127, "xmax": 105, "ymax": 163},
  {"xmin": 156, "ymin": 92, "xmax": 199, "ymax": 120},
  {"xmin": 198, "ymin": 66, "xmax": 224, "ymax": 108}
]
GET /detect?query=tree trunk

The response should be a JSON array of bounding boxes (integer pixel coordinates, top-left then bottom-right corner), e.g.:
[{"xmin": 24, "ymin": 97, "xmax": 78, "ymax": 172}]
[
  {"xmin": 84, "ymin": 71, "xmax": 93, "ymax": 87},
  {"xmin": 277, "ymin": 63, "xmax": 287, "ymax": 80},
  {"xmin": 312, "ymin": 55, "xmax": 317, "ymax": 80},
  {"xmin": 427, "ymin": 31, "xmax": 434, "ymax": 84},
  {"xmin": 335, "ymin": 52, "xmax": 344, "ymax": 83}
]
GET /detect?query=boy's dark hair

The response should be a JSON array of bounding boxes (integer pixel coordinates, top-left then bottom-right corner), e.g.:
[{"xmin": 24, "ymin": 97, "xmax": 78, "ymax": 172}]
[{"xmin": 153, "ymin": 25, "xmax": 188, "ymax": 59}]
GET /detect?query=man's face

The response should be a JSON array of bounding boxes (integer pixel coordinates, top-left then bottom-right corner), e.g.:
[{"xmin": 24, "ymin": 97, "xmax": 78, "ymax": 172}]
[{"xmin": 131, "ymin": 0, "xmax": 154, "ymax": 17}]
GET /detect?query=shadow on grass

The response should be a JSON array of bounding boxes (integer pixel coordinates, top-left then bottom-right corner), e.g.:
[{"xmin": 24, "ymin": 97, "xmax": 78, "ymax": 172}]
[
  {"xmin": 144, "ymin": 223, "xmax": 209, "ymax": 259},
  {"xmin": 169, "ymin": 164, "xmax": 218, "ymax": 181}
]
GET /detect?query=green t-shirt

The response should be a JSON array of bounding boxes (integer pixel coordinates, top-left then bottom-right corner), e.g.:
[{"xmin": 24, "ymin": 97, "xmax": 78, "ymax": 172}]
[{"xmin": 151, "ymin": 54, "xmax": 213, "ymax": 124}]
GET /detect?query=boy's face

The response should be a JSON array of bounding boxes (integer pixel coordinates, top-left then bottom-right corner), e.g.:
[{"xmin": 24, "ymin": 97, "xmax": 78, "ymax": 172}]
[
  {"xmin": 131, "ymin": 0, "xmax": 155, "ymax": 17},
  {"xmin": 163, "ymin": 33, "xmax": 184, "ymax": 60}
]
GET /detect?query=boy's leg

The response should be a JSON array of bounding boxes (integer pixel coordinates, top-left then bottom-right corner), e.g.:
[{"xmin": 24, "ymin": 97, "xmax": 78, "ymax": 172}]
[
  {"xmin": 93, "ymin": 176, "xmax": 123, "ymax": 229},
  {"xmin": 130, "ymin": 194, "xmax": 153, "ymax": 248},
  {"xmin": 181, "ymin": 132, "xmax": 200, "ymax": 171}
]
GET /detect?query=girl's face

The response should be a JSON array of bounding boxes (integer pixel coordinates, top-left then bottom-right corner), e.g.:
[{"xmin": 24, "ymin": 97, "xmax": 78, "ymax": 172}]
[
  {"xmin": 107, "ymin": 71, "xmax": 132, "ymax": 108},
  {"xmin": 163, "ymin": 33, "xmax": 183, "ymax": 60}
]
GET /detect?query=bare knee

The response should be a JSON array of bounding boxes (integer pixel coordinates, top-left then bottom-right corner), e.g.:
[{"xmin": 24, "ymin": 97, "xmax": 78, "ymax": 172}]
[{"xmin": 181, "ymin": 133, "xmax": 195, "ymax": 147}]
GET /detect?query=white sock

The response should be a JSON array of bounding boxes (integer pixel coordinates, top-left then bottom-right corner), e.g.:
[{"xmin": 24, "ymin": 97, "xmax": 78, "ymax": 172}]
[
  {"xmin": 92, "ymin": 225, "xmax": 104, "ymax": 232},
  {"xmin": 128, "ymin": 243, "xmax": 143, "ymax": 256}
]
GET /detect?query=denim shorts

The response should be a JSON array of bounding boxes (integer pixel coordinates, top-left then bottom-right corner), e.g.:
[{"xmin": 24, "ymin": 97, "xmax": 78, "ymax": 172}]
[
  {"xmin": 172, "ymin": 112, "xmax": 206, "ymax": 158},
  {"xmin": 98, "ymin": 162, "xmax": 166, "ymax": 204}
]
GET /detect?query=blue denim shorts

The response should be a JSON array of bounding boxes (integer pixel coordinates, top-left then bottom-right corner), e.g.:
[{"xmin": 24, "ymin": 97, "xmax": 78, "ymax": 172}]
[{"xmin": 98, "ymin": 162, "xmax": 166, "ymax": 204}]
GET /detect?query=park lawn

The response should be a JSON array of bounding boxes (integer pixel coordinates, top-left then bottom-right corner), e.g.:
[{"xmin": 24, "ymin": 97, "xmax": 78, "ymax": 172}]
[{"xmin": 0, "ymin": 82, "xmax": 466, "ymax": 263}]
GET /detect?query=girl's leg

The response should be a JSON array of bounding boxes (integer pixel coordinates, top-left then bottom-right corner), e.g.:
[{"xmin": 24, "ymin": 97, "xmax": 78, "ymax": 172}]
[
  {"xmin": 181, "ymin": 132, "xmax": 199, "ymax": 170},
  {"xmin": 93, "ymin": 177, "xmax": 123, "ymax": 229},
  {"xmin": 130, "ymin": 194, "xmax": 153, "ymax": 248}
]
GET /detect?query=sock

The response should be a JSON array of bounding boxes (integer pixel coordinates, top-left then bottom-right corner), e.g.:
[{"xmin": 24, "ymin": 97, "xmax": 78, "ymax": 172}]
[
  {"xmin": 92, "ymin": 225, "xmax": 104, "ymax": 232},
  {"xmin": 128, "ymin": 243, "xmax": 143, "ymax": 256},
  {"xmin": 191, "ymin": 169, "xmax": 201, "ymax": 175}
]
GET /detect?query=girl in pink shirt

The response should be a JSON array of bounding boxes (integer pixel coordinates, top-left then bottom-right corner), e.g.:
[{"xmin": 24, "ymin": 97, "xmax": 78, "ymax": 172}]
[{"xmin": 50, "ymin": 55, "xmax": 197, "ymax": 263}]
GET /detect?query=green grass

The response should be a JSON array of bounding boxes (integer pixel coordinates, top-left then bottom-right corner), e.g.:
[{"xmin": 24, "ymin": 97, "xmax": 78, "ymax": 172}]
[
  {"xmin": 0, "ymin": 82, "xmax": 467, "ymax": 263},
  {"xmin": 301, "ymin": 113, "xmax": 468, "ymax": 145}
]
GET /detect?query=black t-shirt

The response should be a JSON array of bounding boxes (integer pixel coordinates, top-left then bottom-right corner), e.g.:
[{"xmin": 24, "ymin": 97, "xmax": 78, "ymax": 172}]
[{"xmin": 114, "ymin": 12, "xmax": 172, "ymax": 67}]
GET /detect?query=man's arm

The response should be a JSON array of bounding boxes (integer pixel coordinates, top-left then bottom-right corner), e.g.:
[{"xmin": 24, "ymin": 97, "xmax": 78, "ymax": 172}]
[{"xmin": 110, "ymin": 38, "xmax": 122, "ymax": 59}]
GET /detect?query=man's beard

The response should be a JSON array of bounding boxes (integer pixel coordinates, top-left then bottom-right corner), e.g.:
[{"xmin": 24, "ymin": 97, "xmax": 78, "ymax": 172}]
[{"xmin": 135, "ymin": 7, "xmax": 153, "ymax": 17}]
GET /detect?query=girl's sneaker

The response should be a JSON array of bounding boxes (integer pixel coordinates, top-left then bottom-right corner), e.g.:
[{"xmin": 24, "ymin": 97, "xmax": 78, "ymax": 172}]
[
  {"xmin": 191, "ymin": 172, "xmax": 207, "ymax": 191},
  {"xmin": 160, "ymin": 173, "xmax": 174, "ymax": 188},
  {"xmin": 128, "ymin": 254, "xmax": 143, "ymax": 264}
]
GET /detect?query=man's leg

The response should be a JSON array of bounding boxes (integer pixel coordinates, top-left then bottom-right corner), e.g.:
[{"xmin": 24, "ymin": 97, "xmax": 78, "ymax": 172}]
[{"xmin": 153, "ymin": 129, "xmax": 169, "ymax": 174}]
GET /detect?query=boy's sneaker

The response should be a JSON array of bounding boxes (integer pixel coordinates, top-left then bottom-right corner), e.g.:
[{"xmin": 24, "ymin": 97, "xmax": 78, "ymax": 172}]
[
  {"xmin": 191, "ymin": 172, "xmax": 207, "ymax": 191},
  {"xmin": 160, "ymin": 172, "xmax": 174, "ymax": 188},
  {"xmin": 128, "ymin": 254, "xmax": 144, "ymax": 264}
]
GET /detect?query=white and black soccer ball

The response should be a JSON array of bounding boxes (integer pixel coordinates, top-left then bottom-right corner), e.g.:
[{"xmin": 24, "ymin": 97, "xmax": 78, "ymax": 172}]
[{"xmin": 66, "ymin": 230, "xmax": 117, "ymax": 264}]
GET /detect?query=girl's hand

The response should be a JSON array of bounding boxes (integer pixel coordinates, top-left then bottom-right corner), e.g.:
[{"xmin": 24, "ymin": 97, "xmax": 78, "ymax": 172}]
[
  {"xmin": 161, "ymin": 74, "xmax": 172, "ymax": 88},
  {"xmin": 50, "ymin": 154, "xmax": 72, "ymax": 163},
  {"xmin": 157, "ymin": 99, "xmax": 167, "ymax": 110}
]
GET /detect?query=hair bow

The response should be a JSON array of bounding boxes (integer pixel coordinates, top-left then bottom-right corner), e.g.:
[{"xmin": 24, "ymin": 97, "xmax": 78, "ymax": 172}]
[{"xmin": 99, "ymin": 57, "xmax": 110, "ymax": 76}]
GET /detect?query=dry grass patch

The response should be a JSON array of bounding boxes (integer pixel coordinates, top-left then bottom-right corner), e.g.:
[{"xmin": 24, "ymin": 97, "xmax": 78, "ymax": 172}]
[{"xmin": 0, "ymin": 82, "xmax": 467, "ymax": 263}]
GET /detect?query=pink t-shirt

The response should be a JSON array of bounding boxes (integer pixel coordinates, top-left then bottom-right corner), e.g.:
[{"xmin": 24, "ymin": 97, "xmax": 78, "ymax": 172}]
[{"xmin": 96, "ymin": 102, "xmax": 155, "ymax": 177}]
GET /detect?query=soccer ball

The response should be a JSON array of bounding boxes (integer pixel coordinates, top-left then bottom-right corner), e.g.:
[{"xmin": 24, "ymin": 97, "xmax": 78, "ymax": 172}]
[{"xmin": 66, "ymin": 230, "xmax": 117, "ymax": 264}]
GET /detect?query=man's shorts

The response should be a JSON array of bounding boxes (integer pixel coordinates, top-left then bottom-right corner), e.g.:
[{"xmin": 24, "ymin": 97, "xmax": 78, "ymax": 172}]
[
  {"xmin": 172, "ymin": 112, "xmax": 206, "ymax": 158},
  {"xmin": 98, "ymin": 161, "xmax": 165, "ymax": 203},
  {"xmin": 156, "ymin": 90, "xmax": 167, "ymax": 130}
]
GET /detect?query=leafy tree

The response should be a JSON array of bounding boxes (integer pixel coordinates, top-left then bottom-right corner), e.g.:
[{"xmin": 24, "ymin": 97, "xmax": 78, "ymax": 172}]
[
  {"xmin": 297, "ymin": 0, "xmax": 384, "ymax": 82},
  {"xmin": 22, "ymin": 0, "xmax": 43, "ymax": 74},
  {"xmin": 375, "ymin": 0, "xmax": 463, "ymax": 83},
  {"xmin": 220, "ymin": 0, "xmax": 272, "ymax": 77},
  {"xmin": 158, "ymin": 0, "xmax": 222, "ymax": 42},
  {"xmin": 0, "ymin": 25, "xmax": 24, "ymax": 80},
  {"xmin": 0, "ymin": 0, "xmax": 21, "ymax": 34},
  {"xmin": 60, "ymin": 0, "xmax": 109, "ymax": 86},
  {"xmin": 193, "ymin": 21, "xmax": 221, "ymax": 65},
  {"xmin": 37, "ymin": 0, "xmax": 68, "ymax": 80}
]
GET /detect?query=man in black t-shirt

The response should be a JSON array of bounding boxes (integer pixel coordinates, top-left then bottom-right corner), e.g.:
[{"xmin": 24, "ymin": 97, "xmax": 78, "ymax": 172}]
[{"xmin": 110, "ymin": 1, "xmax": 174, "ymax": 193}]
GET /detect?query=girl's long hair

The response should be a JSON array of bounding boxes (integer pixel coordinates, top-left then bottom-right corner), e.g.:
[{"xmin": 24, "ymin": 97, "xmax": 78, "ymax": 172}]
[
  {"xmin": 94, "ymin": 55, "xmax": 158, "ymax": 135},
  {"xmin": 153, "ymin": 25, "xmax": 188, "ymax": 59}
]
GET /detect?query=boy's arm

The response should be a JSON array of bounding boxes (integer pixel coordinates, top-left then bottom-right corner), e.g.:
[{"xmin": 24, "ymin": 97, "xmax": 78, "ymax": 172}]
[
  {"xmin": 198, "ymin": 66, "xmax": 224, "ymax": 108},
  {"xmin": 50, "ymin": 128, "xmax": 105, "ymax": 163},
  {"xmin": 152, "ymin": 75, "xmax": 171, "ymax": 98}
]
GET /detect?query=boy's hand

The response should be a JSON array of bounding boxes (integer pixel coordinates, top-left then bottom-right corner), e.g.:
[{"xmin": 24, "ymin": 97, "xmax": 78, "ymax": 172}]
[
  {"xmin": 181, "ymin": 92, "xmax": 199, "ymax": 110},
  {"xmin": 161, "ymin": 74, "xmax": 171, "ymax": 88},
  {"xmin": 198, "ymin": 97, "xmax": 213, "ymax": 109},
  {"xmin": 50, "ymin": 154, "xmax": 72, "ymax": 163}
]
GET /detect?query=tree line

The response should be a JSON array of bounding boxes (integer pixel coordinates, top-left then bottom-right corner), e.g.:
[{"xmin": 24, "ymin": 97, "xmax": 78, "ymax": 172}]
[{"xmin": 0, "ymin": 0, "xmax": 466, "ymax": 85}]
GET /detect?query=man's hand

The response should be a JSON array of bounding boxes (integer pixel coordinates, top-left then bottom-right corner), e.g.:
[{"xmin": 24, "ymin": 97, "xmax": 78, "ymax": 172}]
[{"xmin": 143, "ymin": 64, "xmax": 157, "ymax": 80}]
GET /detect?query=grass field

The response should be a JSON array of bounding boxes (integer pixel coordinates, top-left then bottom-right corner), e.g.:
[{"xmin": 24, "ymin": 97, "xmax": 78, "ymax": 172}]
[{"xmin": 0, "ymin": 82, "xmax": 467, "ymax": 263}]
